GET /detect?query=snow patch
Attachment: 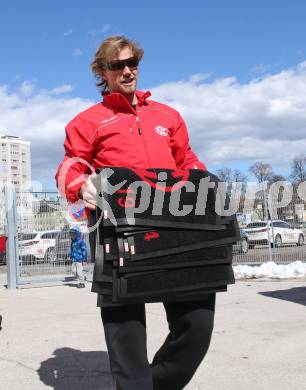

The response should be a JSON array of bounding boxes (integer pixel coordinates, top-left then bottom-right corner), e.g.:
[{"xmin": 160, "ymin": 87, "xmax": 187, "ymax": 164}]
[{"xmin": 234, "ymin": 261, "xmax": 306, "ymax": 279}]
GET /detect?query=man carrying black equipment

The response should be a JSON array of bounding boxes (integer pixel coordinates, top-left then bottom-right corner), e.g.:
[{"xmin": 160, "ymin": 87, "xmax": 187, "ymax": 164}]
[{"xmin": 56, "ymin": 35, "xmax": 229, "ymax": 390}]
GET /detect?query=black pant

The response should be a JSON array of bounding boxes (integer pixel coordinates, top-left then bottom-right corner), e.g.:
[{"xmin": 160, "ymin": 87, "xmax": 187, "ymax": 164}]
[{"xmin": 101, "ymin": 294, "xmax": 215, "ymax": 390}]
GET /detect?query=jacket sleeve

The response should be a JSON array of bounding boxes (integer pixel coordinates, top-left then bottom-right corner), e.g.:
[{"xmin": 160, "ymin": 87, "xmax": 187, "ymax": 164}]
[
  {"xmin": 55, "ymin": 116, "xmax": 96, "ymax": 203},
  {"xmin": 170, "ymin": 112, "xmax": 207, "ymax": 171}
]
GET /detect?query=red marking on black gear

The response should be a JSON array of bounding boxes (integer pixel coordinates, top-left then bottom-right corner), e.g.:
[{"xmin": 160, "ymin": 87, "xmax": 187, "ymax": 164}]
[
  {"xmin": 132, "ymin": 168, "xmax": 191, "ymax": 192},
  {"xmin": 144, "ymin": 231, "xmax": 160, "ymax": 241}
]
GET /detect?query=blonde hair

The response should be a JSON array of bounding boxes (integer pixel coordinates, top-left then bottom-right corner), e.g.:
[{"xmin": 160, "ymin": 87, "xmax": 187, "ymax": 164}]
[{"xmin": 91, "ymin": 35, "xmax": 144, "ymax": 92}]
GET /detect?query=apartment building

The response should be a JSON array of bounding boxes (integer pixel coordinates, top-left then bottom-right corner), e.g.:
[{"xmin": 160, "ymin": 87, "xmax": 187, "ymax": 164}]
[
  {"xmin": 0, "ymin": 135, "xmax": 31, "ymax": 185},
  {"xmin": 0, "ymin": 135, "xmax": 32, "ymax": 233},
  {"xmin": 32, "ymin": 198, "xmax": 67, "ymax": 231}
]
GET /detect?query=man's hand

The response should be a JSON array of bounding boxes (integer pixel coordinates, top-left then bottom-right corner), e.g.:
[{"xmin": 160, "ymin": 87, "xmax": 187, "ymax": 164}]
[{"xmin": 79, "ymin": 174, "xmax": 97, "ymax": 210}]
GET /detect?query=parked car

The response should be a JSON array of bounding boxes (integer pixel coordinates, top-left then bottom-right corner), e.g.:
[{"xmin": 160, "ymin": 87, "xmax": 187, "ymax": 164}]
[
  {"xmin": 0, "ymin": 235, "xmax": 7, "ymax": 265},
  {"xmin": 233, "ymin": 229, "xmax": 249, "ymax": 254},
  {"xmin": 54, "ymin": 228, "xmax": 71, "ymax": 263},
  {"xmin": 244, "ymin": 220, "xmax": 304, "ymax": 249},
  {"xmin": 18, "ymin": 230, "xmax": 60, "ymax": 263}
]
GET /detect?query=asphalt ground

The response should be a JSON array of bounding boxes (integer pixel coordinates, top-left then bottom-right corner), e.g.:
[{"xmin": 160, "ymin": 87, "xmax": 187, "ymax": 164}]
[{"xmin": 0, "ymin": 272, "xmax": 306, "ymax": 390}]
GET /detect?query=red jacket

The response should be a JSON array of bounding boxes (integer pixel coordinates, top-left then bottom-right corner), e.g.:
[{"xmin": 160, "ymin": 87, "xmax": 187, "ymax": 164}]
[{"xmin": 56, "ymin": 90, "xmax": 206, "ymax": 203}]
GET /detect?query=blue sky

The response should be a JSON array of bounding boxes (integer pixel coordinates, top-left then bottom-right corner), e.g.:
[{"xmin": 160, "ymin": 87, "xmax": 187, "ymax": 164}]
[
  {"xmin": 1, "ymin": 0, "xmax": 306, "ymax": 189},
  {"xmin": 2, "ymin": 0, "xmax": 306, "ymax": 95}
]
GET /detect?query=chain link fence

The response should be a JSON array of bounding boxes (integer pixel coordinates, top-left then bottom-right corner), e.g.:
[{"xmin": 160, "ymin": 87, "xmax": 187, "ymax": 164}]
[
  {"xmin": 7, "ymin": 191, "xmax": 91, "ymax": 285},
  {"xmin": 2, "ymin": 184, "xmax": 306, "ymax": 287},
  {"xmin": 232, "ymin": 182, "xmax": 306, "ymax": 264}
]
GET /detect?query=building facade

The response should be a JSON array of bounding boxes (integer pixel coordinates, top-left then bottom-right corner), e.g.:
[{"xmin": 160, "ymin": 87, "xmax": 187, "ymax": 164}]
[
  {"xmin": 0, "ymin": 135, "xmax": 31, "ymax": 186},
  {"xmin": 0, "ymin": 135, "xmax": 32, "ymax": 233},
  {"xmin": 32, "ymin": 198, "xmax": 67, "ymax": 231}
]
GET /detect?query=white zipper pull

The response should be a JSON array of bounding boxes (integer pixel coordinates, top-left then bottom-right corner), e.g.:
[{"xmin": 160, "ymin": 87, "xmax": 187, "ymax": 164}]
[{"xmin": 136, "ymin": 116, "xmax": 142, "ymax": 135}]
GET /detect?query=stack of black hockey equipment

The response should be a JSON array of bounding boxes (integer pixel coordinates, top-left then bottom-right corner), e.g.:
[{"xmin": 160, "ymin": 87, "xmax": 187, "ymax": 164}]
[{"xmin": 91, "ymin": 167, "xmax": 240, "ymax": 304}]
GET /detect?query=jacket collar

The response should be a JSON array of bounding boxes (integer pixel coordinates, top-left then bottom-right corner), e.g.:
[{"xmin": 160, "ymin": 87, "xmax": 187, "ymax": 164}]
[{"xmin": 102, "ymin": 90, "xmax": 151, "ymax": 112}]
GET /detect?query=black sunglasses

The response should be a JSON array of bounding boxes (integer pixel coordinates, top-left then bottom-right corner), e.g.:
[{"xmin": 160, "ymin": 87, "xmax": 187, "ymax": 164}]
[{"xmin": 107, "ymin": 57, "xmax": 140, "ymax": 71}]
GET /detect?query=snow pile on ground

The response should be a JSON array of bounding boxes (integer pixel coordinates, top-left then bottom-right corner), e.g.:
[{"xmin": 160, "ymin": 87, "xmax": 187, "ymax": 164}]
[{"xmin": 234, "ymin": 261, "xmax": 306, "ymax": 279}]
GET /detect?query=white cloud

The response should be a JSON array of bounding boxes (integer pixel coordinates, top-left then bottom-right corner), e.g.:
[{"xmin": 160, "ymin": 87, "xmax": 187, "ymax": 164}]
[
  {"xmin": 63, "ymin": 28, "xmax": 74, "ymax": 36},
  {"xmin": 188, "ymin": 73, "xmax": 211, "ymax": 83},
  {"xmin": 73, "ymin": 48, "xmax": 83, "ymax": 56},
  {"xmin": 19, "ymin": 80, "xmax": 35, "ymax": 97},
  {"xmin": 297, "ymin": 49, "xmax": 304, "ymax": 56},
  {"xmin": 2, "ymin": 62, "xmax": 306, "ymax": 188},
  {"xmin": 251, "ymin": 63, "xmax": 272, "ymax": 75},
  {"xmin": 100, "ymin": 24, "xmax": 111, "ymax": 33},
  {"xmin": 49, "ymin": 85, "xmax": 74, "ymax": 95},
  {"xmin": 89, "ymin": 24, "xmax": 111, "ymax": 39},
  {"xmin": 40, "ymin": 32, "xmax": 48, "ymax": 41},
  {"xmin": 0, "ymin": 83, "xmax": 94, "ymax": 186},
  {"xmin": 150, "ymin": 61, "xmax": 306, "ymax": 174}
]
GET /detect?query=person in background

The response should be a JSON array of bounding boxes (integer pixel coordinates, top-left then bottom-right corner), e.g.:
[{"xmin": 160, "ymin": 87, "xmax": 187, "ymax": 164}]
[{"xmin": 69, "ymin": 227, "xmax": 87, "ymax": 288}]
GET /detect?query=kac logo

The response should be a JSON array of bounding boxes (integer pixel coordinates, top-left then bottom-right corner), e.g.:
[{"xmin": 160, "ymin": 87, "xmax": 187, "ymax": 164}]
[{"xmin": 155, "ymin": 125, "xmax": 169, "ymax": 136}]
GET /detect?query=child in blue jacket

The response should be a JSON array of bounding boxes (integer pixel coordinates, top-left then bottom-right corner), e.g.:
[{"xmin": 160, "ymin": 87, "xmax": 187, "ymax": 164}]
[{"xmin": 69, "ymin": 227, "xmax": 87, "ymax": 288}]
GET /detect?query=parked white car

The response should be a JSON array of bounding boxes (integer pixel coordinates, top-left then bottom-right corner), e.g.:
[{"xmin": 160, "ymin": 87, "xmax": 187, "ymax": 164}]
[
  {"xmin": 18, "ymin": 230, "xmax": 59, "ymax": 263},
  {"xmin": 244, "ymin": 220, "xmax": 304, "ymax": 249}
]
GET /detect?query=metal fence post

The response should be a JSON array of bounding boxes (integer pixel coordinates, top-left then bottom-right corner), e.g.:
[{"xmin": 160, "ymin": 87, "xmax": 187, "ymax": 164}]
[
  {"xmin": 263, "ymin": 184, "xmax": 273, "ymax": 263},
  {"xmin": 4, "ymin": 185, "xmax": 19, "ymax": 289}
]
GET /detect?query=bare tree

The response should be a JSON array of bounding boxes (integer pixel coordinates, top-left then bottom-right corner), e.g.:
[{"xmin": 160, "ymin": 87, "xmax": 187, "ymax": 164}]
[
  {"xmin": 216, "ymin": 167, "xmax": 247, "ymax": 184},
  {"xmin": 216, "ymin": 168, "xmax": 247, "ymax": 213},
  {"xmin": 270, "ymin": 174, "xmax": 286, "ymax": 183},
  {"xmin": 249, "ymin": 162, "xmax": 273, "ymax": 183},
  {"xmin": 289, "ymin": 154, "xmax": 306, "ymax": 184},
  {"xmin": 248, "ymin": 162, "xmax": 274, "ymax": 221},
  {"xmin": 232, "ymin": 169, "xmax": 248, "ymax": 184},
  {"xmin": 216, "ymin": 167, "xmax": 232, "ymax": 182}
]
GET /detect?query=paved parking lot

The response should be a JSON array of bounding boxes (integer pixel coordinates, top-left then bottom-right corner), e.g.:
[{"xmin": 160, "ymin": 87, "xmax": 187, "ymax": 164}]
[{"xmin": 0, "ymin": 272, "xmax": 306, "ymax": 390}]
